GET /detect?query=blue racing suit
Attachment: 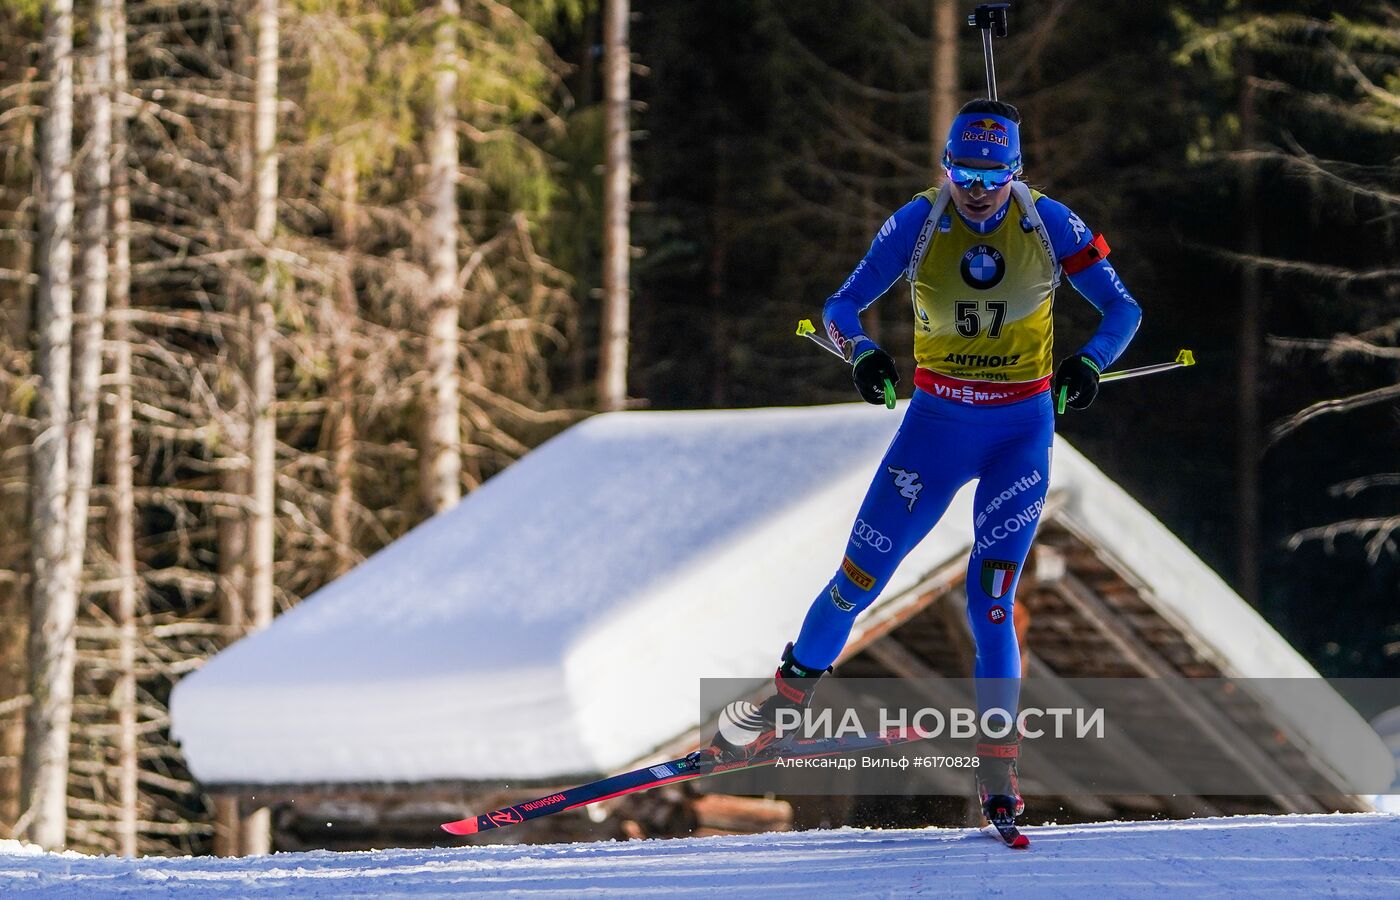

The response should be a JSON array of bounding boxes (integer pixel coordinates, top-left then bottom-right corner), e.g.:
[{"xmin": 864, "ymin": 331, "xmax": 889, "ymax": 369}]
[{"xmin": 792, "ymin": 188, "xmax": 1142, "ymax": 718}]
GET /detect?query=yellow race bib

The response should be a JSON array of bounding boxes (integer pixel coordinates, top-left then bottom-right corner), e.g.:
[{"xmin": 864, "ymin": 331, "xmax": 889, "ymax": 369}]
[{"xmin": 910, "ymin": 187, "xmax": 1056, "ymax": 385}]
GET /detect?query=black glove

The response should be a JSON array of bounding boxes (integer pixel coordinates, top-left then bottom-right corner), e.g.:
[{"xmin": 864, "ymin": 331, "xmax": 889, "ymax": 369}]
[
  {"xmin": 1054, "ymin": 354, "xmax": 1101, "ymax": 410},
  {"xmin": 852, "ymin": 345, "xmax": 900, "ymax": 405}
]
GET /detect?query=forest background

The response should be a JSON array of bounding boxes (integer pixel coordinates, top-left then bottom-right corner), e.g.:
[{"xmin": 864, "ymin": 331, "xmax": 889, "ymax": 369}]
[{"xmin": 0, "ymin": 0, "xmax": 1395, "ymax": 858}]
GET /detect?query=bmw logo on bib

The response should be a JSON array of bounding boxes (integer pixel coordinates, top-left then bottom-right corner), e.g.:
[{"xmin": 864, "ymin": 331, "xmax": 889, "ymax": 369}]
[{"xmin": 961, "ymin": 244, "xmax": 1005, "ymax": 290}]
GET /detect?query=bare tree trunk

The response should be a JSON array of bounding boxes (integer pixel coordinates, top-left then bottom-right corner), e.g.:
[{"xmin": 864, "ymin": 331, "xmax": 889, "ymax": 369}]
[
  {"xmin": 212, "ymin": 10, "xmax": 254, "ymax": 858},
  {"xmin": 107, "ymin": 0, "xmax": 138, "ymax": 858},
  {"xmin": 22, "ymin": 0, "xmax": 77, "ymax": 852},
  {"xmin": 597, "ymin": 0, "xmax": 631, "ymax": 411},
  {"xmin": 330, "ymin": 159, "xmax": 358, "ymax": 576},
  {"xmin": 423, "ymin": 0, "xmax": 461, "ymax": 513},
  {"xmin": 215, "ymin": 475, "xmax": 248, "ymax": 637},
  {"xmin": 239, "ymin": 0, "xmax": 281, "ymax": 855},
  {"xmin": 69, "ymin": 0, "xmax": 115, "ymax": 629},
  {"xmin": 65, "ymin": 0, "xmax": 113, "ymax": 855},
  {"xmin": 250, "ymin": 0, "xmax": 278, "ymax": 634},
  {"xmin": 0, "ymin": 67, "xmax": 38, "ymax": 821},
  {"xmin": 931, "ymin": 0, "xmax": 958, "ymax": 170},
  {"xmin": 239, "ymin": 803, "xmax": 271, "ymax": 857},
  {"xmin": 215, "ymin": 454, "xmax": 248, "ymax": 640}
]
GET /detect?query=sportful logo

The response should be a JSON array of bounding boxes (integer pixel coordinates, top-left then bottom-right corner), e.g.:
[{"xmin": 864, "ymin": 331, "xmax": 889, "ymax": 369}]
[
  {"xmin": 879, "ymin": 215, "xmax": 897, "ymax": 239},
  {"xmin": 851, "ymin": 518, "xmax": 893, "ymax": 553},
  {"xmin": 974, "ymin": 497, "xmax": 1046, "ymax": 554},
  {"xmin": 886, "ymin": 466, "xmax": 923, "ymax": 512},
  {"xmin": 975, "ymin": 470, "xmax": 1044, "ymax": 528}
]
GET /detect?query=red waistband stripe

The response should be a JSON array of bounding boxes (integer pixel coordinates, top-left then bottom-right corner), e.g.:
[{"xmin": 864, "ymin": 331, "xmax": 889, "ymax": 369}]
[{"xmin": 914, "ymin": 369, "xmax": 1052, "ymax": 406}]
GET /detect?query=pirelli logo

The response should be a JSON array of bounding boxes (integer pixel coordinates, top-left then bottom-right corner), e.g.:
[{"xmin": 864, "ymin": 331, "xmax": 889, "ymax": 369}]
[{"xmin": 841, "ymin": 556, "xmax": 876, "ymax": 592}]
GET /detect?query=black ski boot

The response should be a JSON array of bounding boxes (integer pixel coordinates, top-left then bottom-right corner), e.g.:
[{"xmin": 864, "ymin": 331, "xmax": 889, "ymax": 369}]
[
  {"xmin": 975, "ymin": 728, "xmax": 1025, "ymax": 821},
  {"xmin": 704, "ymin": 643, "xmax": 827, "ymax": 763}
]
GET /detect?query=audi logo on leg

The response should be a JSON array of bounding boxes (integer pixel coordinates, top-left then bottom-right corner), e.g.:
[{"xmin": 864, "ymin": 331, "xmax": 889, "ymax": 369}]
[{"xmin": 853, "ymin": 519, "xmax": 893, "ymax": 553}]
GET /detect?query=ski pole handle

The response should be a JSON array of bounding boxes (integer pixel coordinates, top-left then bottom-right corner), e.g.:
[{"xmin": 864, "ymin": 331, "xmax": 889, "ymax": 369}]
[
  {"xmin": 795, "ymin": 318, "xmax": 844, "ymax": 360},
  {"xmin": 796, "ymin": 319, "xmax": 896, "ymax": 410}
]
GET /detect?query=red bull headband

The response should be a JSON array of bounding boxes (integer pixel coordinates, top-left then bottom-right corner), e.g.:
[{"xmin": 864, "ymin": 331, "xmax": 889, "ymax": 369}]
[{"xmin": 944, "ymin": 112, "xmax": 1021, "ymax": 172}]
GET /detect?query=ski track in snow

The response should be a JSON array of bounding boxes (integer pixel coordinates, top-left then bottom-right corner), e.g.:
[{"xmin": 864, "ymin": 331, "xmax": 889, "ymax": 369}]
[{"xmin": 0, "ymin": 814, "xmax": 1396, "ymax": 898}]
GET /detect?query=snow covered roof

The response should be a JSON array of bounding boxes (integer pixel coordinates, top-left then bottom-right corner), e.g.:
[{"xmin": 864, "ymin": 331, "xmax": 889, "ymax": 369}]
[{"xmin": 168, "ymin": 403, "xmax": 1391, "ymax": 792}]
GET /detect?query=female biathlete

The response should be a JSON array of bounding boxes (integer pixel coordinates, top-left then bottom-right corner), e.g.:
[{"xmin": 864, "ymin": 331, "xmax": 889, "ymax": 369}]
[{"xmin": 709, "ymin": 99, "xmax": 1143, "ymax": 828}]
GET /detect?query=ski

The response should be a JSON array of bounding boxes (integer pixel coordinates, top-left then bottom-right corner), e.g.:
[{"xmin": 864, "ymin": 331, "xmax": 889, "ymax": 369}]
[
  {"xmin": 981, "ymin": 814, "xmax": 1031, "ymax": 849},
  {"xmin": 441, "ymin": 727, "xmax": 923, "ymax": 836}
]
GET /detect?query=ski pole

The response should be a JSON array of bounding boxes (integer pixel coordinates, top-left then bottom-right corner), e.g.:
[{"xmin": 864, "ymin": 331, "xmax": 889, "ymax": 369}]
[
  {"xmin": 968, "ymin": 3, "xmax": 1011, "ymax": 101},
  {"xmin": 796, "ymin": 319, "xmax": 896, "ymax": 409},
  {"xmin": 1056, "ymin": 349, "xmax": 1196, "ymax": 413},
  {"xmin": 1098, "ymin": 348, "xmax": 1196, "ymax": 383}
]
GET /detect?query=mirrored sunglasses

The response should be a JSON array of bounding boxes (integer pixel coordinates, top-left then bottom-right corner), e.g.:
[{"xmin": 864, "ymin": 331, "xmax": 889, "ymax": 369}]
[{"xmin": 945, "ymin": 164, "xmax": 1017, "ymax": 191}]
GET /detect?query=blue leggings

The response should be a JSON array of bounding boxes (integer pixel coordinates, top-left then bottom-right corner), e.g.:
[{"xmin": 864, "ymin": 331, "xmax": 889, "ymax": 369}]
[{"xmin": 793, "ymin": 388, "xmax": 1054, "ymax": 716}]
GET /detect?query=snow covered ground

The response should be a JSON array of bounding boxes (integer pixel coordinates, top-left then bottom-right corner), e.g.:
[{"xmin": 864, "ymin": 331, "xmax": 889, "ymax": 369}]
[{"xmin": 1, "ymin": 814, "xmax": 1395, "ymax": 897}]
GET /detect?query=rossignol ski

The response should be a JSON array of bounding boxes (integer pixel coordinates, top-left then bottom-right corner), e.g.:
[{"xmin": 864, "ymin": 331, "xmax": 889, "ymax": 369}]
[
  {"xmin": 983, "ymin": 811, "xmax": 1031, "ymax": 849},
  {"xmin": 440, "ymin": 728, "xmax": 922, "ymax": 837}
]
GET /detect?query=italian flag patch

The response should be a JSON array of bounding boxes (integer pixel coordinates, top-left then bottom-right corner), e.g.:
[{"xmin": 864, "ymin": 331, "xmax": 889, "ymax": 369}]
[{"xmin": 981, "ymin": 559, "xmax": 1017, "ymax": 600}]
